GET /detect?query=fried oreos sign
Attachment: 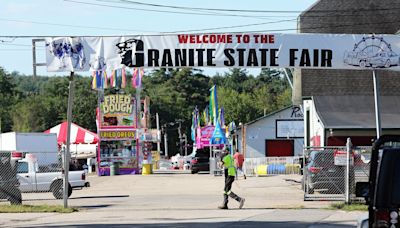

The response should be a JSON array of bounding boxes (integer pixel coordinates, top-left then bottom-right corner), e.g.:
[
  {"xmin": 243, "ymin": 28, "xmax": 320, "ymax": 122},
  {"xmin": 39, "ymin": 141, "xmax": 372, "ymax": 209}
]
[{"xmin": 45, "ymin": 33, "xmax": 400, "ymax": 71}]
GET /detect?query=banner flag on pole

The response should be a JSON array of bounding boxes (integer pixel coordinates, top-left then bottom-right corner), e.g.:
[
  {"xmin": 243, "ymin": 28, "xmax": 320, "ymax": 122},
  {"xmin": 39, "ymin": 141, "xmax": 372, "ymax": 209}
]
[
  {"xmin": 132, "ymin": 68, "xmax": 144, "ymax": 88},
  {"xmin": 91, "ymin": 71, "xmax": 96, "ymax": 89},
  {"xmin": 121, "ymin": 68, "xmax": 126, "ymax": 88},
  {"xmin": 219, "ymin": 107, "xmax": 225, "ymax": 127},
  {"xmin": 209, "ymin": 85, "xmax": 219, "ymax": 126},
  {"xmin": 103, "ymin": 71, "xmax": 108, "ymax": 89}
]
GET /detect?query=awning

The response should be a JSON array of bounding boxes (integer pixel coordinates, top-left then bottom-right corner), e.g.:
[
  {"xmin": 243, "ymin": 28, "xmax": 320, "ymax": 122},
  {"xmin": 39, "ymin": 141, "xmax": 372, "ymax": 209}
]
[
  {"xmin": 314, "ymin": 96, "xmax": 400, "ymax": 129},
  {"xmin": 44, "ymin": 121, "xmax": 99, "ymax": 145}
]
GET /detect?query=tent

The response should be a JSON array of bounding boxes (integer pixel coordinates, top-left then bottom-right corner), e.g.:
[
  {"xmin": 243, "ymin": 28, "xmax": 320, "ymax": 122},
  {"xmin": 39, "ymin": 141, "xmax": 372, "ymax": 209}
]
[{"xmin": 44, "ymin": 121, "xmax": 98, "ymax": 145}]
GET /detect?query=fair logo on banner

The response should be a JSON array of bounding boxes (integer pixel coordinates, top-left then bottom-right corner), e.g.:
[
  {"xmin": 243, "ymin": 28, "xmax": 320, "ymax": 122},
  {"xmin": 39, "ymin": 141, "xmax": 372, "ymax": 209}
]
[{"xmin": 46, "ymin": 34, "xmax": 400, "ymax": 72}]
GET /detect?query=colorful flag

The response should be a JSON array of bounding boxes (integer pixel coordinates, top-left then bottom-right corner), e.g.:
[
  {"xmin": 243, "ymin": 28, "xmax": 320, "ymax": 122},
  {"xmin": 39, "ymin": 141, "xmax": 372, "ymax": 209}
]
[
  {"xmin": 121, "ymin": 68, "xmax": 126, "ymax": 88},
  {"xmin": 132, "ymin": 68, "xmax": 144, "ymax": 88},
  {"xmin": 91, "ymin": 71, "xmax": 97, "ymax": 89},
  {"xmin": 209, "ymin": 85, "xmax": 218, "ymax": 126},
  {"xmin": 191, "ymin": 106, "xmax": 200, "ymax": 141},
  {"xmin": 91, "ymin": 71, "xmax": 104, "ymax": 90},
  {"xmin": 191, "ymin": 112, "xmax": 196, "ymax": 141},
  {"xmin": 219, "ymin": 107, "xmax": 225, "ymax": 127},
  {"xmin": 202, "ymin": 106, "xmax": 209, "ymax": 126},
  {"xmin": 102, "ymin": 71, "xmax": 108, "ymax": 89},
  {"xmin": 110, "ymin": 70, "xmax": 116, "ymax": 88}
]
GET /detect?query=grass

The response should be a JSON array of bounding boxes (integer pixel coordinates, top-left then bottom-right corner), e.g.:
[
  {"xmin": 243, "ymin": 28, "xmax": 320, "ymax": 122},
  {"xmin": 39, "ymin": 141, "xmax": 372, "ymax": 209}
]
[
  {"xmin": 329, "ymin": 202, "xmax": 368, "ymax": 211},
  {"xmin": 0, "ymin": 204, "xmax": 79, "ymax": 213}
]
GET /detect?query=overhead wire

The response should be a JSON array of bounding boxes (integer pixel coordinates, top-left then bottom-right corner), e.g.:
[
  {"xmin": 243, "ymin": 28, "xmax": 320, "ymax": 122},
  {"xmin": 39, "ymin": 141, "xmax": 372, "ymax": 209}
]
[
  {"xmin": 63, "ymin": 0, "xmax": 279, "ymax": 19},
  {"xmin": 0, "ymin": 18, "xmax": 158, "ymax": 33},
  {"xmin": 65, "ymin": 0, "xmax": 400, "ymax": 19},
  {"xmin": 105, "ymin": 0, "xmax": 400, "ymax": 14},
  {"xmin": 1, "ymin": 19, "xmax": 400, "ymax": 38}
]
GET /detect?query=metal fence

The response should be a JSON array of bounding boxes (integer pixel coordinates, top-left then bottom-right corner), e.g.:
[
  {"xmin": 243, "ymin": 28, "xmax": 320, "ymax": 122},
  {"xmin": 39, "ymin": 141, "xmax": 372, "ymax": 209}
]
[
  {"xmin": 243, "ymin": 156, "xmax": 302, "ymax": 176},
  {"xmin": 303, "ymin": 146, "xmax": 371, "ymax": 201},
  {"xmin": 0, "ymin": 151, "xmax": 87, "ymax": 205}
]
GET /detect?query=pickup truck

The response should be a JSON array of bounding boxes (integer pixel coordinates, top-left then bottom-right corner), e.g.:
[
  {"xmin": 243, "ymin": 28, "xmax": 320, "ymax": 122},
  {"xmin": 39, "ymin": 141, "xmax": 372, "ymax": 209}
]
[{"xmin": 16, "ymin": 156, "xmax": 89, "ymax": 199}]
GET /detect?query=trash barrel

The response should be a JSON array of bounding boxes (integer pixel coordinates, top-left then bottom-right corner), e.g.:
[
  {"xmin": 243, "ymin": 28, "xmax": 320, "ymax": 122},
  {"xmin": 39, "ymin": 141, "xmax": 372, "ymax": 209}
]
[
  {"xmin": 142, "ymin": 163, "xmax": 152, "ymax": 175},
  {"xmin": 110, "ymin": 162, "xmax": 120, "ymax": 176},
  {"xmin": 254, "ymin": 165, "xmax": 268, "ymax": 176},
  {"xmin": 110, "ymin": 162, "xmax": 116, "ymax": 176}
]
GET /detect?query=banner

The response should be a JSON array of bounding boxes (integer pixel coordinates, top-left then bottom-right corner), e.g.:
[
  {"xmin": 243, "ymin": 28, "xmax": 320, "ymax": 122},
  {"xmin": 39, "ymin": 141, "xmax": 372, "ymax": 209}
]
[
  {"xmin": 45, "ymin": 33, "xmax": 400, "ymax": 71},
  {"xmin": 99, "ymin": 94, "xmax": 136, "ymax": 129}
]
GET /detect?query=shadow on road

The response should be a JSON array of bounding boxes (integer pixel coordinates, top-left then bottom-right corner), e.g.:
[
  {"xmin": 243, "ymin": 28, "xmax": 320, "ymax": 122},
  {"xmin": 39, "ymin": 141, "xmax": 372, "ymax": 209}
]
[
  {"xmin": 71, "ymin": 195, "xmax": 130, "ymax": 199},
  {"xmin": 78, "ymin": 204, "xmax": 113, "ymax": 209},
  {"xmin": 18, "ymin": 221, "xmax": 355, "ymax": 228}
]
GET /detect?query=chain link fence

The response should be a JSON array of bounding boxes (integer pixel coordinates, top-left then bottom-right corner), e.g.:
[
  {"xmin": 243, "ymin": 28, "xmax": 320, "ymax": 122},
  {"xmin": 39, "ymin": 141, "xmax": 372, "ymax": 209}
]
[
  {"xmin": 0, "ymin": 151, "xmax": 88, "ymax": 205},
  {"xmin": 303, "ymin": 146, "xmax": 371, "ymax": 201},
  {"xmin": 243, "ymin": 156, "xmax": 301, "ymax": 177}
]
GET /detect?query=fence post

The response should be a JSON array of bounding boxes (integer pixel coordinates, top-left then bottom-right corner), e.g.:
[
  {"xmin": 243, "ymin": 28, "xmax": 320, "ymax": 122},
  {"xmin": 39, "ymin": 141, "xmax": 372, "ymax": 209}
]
[{"xmin": 345, "ymin": 138, "xmax": 352, "ymax": 204}]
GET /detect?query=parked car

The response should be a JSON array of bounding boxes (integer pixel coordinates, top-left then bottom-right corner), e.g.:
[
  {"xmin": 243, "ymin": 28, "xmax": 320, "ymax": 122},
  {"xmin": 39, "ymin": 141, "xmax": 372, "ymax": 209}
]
[
  {"xmin": 304, "ymin": 150, "xmax": 354, "ymax": 194},
  {"xmin": 190, "ymin": 148, "xmax": 210, "ymax": 174}
]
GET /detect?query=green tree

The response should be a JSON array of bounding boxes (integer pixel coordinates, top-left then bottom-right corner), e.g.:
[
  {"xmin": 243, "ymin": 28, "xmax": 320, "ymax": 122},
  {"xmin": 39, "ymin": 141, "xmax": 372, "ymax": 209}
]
[
  {"xmin": 72, "ymin": 76, "xmax": 98, "ymax": 132},
  {"xmin": 0, "ymin": 67, "xmax": 19, "ymax": 132},
  {"xmin": 12, "ymin": 96, "xmax": 47, "ymax": 132}
]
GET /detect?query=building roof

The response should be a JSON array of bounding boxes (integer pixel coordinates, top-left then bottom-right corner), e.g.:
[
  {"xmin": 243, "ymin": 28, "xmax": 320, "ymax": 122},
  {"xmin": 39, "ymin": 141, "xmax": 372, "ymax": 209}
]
[
  {"xmin": 293, "ymin": 0, "xmax": 400, "ymax": 104},
  {"xmin": 314, "ymin": 96, "xmax": 400, "ymax": 129},
  {"xmin": 241, "ymin": 105, "xmax": 296, "ymax": 127}
]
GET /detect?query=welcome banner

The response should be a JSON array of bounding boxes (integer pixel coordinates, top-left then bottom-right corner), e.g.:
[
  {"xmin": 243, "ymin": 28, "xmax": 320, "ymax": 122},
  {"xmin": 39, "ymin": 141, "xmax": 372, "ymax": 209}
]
[{"xmin": 45, "ymin": 33, "xmax": 400, "ymax": 72}]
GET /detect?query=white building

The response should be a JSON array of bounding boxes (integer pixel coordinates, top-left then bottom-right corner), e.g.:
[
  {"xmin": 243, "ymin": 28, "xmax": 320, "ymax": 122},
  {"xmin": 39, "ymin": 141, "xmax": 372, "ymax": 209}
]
[
  {"xmin": 236, "ymin": 106, "xmax": 304, "ymax": 158},
  {"xmin": 303, "ymin": 96, "xmax": 400, "ymax": 147}
]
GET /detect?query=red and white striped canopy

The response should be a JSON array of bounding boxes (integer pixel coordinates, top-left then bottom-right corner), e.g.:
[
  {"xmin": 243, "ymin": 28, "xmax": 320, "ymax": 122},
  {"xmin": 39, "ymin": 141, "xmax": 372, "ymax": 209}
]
[{"xmin": 44, "ymin": 121, "xmax": 98, "ymax": 145}]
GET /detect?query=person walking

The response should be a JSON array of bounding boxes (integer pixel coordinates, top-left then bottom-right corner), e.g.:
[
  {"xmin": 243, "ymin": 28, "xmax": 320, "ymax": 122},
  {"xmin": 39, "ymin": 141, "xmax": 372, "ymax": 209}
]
[
  {"xmin": 218, "ymin": 149, "xmax": 245, "ymax": 210},
  {"xmin": 233, "ymin": 150, "xmax": 246, "ymax": 179}
]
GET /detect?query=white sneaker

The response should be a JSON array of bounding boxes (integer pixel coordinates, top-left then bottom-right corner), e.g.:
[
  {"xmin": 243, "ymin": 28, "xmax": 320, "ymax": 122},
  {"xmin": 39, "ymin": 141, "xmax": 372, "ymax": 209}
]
[{"xmin": 239, "ymin": 198, "xmax": 245, "ymax": 209}]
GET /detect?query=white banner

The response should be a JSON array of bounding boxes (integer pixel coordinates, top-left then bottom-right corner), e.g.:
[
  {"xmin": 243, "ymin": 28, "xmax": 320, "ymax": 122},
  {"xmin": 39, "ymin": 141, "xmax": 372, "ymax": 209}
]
[{"xmin": 45, "ymin": 33, "xmax": 400, "ymax": 72}]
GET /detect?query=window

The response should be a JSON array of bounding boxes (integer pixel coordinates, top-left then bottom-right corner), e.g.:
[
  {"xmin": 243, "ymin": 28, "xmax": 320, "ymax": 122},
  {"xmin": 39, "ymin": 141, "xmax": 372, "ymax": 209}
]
[{"xmin": 17, "ymin": 162, "xmax": 28, "ymax": 173}]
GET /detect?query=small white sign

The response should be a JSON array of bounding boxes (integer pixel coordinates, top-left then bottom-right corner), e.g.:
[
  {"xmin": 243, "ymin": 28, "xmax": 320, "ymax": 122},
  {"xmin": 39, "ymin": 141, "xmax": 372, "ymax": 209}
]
[{"xmin": 334, "ymin": 151, "xmax": 354, "ymax": 166}]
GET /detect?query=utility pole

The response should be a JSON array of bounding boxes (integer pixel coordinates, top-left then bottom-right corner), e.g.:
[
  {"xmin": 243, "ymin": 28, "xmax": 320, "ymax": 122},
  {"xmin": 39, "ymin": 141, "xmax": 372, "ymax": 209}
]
[
  {"xmin": 64, "ymin": 71, "xmax": 75, "ymax": 208},
  {"xmin": 177, "ymin": 120, "xmax": 182, "ymax": 155},
  {"xmin": 156, "ymin": 113, "xmax": 161, "ymax": 154},
  {"xmin": 164, "ymin": 127, "xmax": 168, "ymax": 158},
  {"xmin": 183, "ymin": 133, "xmax": 187, "ymax": 156}
]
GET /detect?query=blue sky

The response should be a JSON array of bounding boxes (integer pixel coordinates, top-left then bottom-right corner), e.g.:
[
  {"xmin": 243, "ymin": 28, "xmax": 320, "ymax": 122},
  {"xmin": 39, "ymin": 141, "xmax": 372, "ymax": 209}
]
[{"xmin": 0, "ymin": 0, "xmax": 316, "ymax": 77}]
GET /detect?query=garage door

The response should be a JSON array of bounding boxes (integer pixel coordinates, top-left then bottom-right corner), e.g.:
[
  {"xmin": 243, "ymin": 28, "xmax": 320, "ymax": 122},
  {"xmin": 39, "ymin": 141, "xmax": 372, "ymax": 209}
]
[{"xmin": 265, "ymin": 139, "xmax": 294, "ymax": 157}]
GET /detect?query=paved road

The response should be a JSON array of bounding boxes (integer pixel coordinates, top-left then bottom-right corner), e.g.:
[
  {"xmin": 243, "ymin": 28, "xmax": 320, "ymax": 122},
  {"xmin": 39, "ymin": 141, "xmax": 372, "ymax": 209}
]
[{"xmin": 0, "ymin": 174, "xmax": 365, "ymax": 227}]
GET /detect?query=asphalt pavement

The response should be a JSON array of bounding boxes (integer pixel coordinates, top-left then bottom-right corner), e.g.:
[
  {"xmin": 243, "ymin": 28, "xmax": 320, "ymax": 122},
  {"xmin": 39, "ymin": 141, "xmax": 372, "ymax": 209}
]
[{"xmin": 0, "ymin": 174, "xmax": 365, "ymax": 227}]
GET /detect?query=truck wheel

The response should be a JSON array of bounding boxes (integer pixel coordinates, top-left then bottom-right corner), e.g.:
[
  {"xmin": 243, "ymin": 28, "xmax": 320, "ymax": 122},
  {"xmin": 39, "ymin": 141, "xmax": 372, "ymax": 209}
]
[
  {"xmin": 8, "ymin": 188, "xmax": 22, "ymax": 205},
  {"xmin": 51, "ymin": 180, "xmax": 72, "ymax": 199}
]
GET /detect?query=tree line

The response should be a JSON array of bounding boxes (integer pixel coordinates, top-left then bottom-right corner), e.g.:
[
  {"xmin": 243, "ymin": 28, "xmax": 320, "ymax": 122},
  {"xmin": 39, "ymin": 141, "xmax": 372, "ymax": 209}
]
[{"xmin": 0, "ymin": 67, "xmax": 291, "ymax": 155}]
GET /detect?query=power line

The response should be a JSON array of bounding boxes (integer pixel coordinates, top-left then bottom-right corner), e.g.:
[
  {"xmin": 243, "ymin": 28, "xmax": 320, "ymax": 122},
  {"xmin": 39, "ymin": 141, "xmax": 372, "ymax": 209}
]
[
  {"xmin": 65, "ymin": 0, "xmax": 400, "ymax": 19},
  {"xmin": 166, "ymin": 19, "xmax": 297, "ymax": 33},
  {"xmin": 64, "ymin": 0, "xmax": 276, "ymax": 19},
  {"xmin": 0, "ymin": 18, "xmax": 158, "ymax": 33},
  {"xmin": 0, "ymin": 17, "xmax": 297, "ymax": 35},
  {"xmin": 1, "ymin": 20, "xmax": 400, "ymax": 38},
  {"xmin": 109, "ymin": 0, "xmax": 400, "ymax": 14}
]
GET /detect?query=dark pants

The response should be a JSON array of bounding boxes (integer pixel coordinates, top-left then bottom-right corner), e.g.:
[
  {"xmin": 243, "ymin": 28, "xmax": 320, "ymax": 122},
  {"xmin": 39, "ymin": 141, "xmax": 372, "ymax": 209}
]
[
  {"xmin": 222, "ymin": 171, "xmax": 241, "ymax": 207},
  {"xmin": 224, "ymin": 175, "xmax": 235, "ymax": 194}
]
